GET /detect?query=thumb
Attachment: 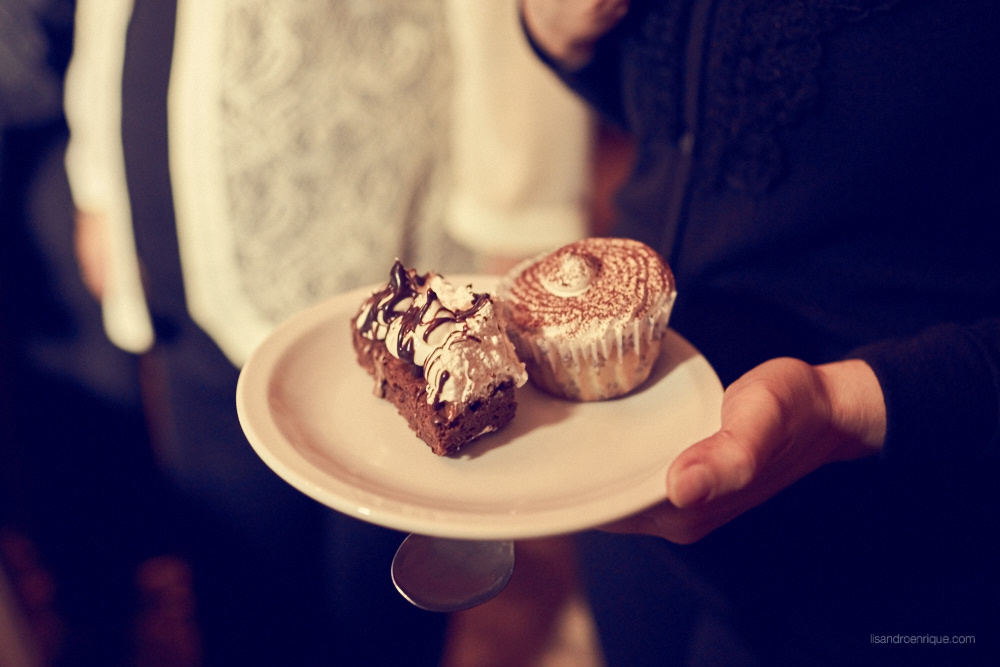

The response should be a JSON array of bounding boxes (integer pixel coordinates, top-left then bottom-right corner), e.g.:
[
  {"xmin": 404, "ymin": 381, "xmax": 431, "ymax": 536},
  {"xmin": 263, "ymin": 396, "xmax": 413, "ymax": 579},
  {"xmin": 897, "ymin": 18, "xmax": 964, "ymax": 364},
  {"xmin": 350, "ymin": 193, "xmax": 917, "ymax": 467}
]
[
  {"xmin": 666, "ymin": 429, "xmax": 758, "ymax": 508},
  {"xmin": 666, "ymin": 364, "xmax": 795, "ymax": 508}
]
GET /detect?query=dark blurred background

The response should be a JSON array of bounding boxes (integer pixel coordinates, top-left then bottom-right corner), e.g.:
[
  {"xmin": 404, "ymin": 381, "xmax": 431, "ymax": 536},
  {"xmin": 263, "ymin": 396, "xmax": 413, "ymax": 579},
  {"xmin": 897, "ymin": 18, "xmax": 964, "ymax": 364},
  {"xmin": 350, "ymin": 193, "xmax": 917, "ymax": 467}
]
[{"xmin": 2, "ymin": 1, "xmax": 192, "ymax": 663}]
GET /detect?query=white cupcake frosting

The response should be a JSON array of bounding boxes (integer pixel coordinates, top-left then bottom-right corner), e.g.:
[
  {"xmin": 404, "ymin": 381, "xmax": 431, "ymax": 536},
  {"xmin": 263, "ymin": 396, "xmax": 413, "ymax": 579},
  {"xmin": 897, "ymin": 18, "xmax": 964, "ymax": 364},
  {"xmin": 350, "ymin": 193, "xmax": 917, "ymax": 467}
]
[{"xmin": 539, "ymin": 252, "xmax": 598, "ymax": 297}]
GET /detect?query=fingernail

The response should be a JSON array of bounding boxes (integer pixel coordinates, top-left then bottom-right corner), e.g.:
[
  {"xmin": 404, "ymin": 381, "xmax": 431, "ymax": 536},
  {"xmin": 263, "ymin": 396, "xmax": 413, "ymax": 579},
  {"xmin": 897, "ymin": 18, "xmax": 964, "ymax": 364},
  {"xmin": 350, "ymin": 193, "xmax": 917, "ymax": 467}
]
[{"xmin": 672, "ymin": 464, "xmax": 713, "ymax": 507}]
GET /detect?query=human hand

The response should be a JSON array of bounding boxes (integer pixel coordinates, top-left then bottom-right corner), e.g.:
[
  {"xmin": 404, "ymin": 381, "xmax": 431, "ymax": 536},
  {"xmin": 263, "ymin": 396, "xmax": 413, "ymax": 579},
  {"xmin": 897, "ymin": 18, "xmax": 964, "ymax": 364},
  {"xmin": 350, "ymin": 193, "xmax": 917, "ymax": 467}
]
[
  {"xmin": 604, "ymin": 358, "xmax": 887, "ymax": 543},
  {"xmin": 74, "ymin": 209, "xmax": 107, "ymax": 300},
  {"xmin": 520, "ymin": 0, "xmax": 630, "ymax": 70}
]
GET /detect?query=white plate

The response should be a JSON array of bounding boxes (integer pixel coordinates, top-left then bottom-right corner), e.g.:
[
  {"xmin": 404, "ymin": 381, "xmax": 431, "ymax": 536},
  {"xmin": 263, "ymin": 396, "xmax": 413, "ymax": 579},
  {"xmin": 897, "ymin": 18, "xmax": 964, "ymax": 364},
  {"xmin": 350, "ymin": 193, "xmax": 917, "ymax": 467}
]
[{"xmin": 236, "ymin": 276, "xmax": 723, "ymax": 540}]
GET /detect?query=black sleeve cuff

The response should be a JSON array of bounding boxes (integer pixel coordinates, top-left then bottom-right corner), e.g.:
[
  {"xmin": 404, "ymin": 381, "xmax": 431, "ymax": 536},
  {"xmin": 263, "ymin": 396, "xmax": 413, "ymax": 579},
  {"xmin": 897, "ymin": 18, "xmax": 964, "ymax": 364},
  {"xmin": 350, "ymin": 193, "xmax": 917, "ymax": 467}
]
[{"xmin": 847, "ymin": 320, "xmax": 1000, "ymax": 462}]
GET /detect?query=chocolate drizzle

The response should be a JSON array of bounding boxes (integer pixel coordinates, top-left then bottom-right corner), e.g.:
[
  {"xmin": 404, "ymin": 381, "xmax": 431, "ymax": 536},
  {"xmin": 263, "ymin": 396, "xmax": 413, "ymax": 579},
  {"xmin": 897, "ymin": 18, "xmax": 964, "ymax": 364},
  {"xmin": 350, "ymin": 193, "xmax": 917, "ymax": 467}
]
[
  {"xmin": 357, "ymin": 260, "xmax": 491, "ymax": 371},
  {"xmin": 358, "ymin": 261, "xmax": 421, "ymax": 338}
]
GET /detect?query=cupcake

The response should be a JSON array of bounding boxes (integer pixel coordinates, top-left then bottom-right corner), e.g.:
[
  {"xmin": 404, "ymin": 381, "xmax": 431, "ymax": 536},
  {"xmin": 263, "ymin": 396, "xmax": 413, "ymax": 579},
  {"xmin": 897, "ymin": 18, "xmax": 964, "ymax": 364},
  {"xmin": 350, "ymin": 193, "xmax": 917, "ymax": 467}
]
[{"xmin": 496, "ymin": 238, "xmax": 676, "ymax": 401}]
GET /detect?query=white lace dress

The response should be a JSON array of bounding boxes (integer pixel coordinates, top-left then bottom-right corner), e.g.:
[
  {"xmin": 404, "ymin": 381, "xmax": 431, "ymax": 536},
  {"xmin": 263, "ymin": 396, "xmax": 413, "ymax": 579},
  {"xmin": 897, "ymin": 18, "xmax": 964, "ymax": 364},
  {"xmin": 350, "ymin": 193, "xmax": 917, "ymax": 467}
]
[{"xmin": 65, "ymin": 0, "xmax": 591, "ymax": 366}]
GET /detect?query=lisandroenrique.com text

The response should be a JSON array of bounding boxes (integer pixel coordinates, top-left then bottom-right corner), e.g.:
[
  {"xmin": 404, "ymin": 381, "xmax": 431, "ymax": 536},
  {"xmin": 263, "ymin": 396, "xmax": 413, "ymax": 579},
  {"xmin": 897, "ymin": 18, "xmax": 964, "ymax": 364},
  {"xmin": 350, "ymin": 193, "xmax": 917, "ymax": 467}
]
[{"xmin": 870, "ymin": 634, "xmax": 975, "ymax": 645}]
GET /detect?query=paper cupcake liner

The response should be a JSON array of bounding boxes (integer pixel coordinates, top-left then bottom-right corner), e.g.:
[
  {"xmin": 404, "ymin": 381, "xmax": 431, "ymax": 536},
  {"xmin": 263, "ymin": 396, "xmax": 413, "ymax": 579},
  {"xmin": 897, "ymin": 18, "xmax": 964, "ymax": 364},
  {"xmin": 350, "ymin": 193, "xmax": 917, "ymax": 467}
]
[{"xmin": 510, "ymin": 301, "xmax": 674, "ymax": 401}]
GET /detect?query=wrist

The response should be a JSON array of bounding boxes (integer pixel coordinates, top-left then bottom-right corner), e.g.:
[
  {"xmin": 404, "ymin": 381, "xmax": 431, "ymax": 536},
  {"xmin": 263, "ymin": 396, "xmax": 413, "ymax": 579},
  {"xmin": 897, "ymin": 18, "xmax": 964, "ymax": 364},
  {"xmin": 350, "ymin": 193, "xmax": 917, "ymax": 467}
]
[{"xmin": 816, "ymin": 359, "xmax": 887, "ymax": 460}]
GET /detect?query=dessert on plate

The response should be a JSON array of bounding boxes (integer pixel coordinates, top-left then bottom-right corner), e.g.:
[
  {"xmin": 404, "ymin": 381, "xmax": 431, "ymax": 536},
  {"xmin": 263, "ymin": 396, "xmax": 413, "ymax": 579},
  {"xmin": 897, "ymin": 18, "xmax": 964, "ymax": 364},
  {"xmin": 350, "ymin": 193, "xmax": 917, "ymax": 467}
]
[
  {"xmin": 496, "ymin": 237, "xmax": 676, "ymax": 401},
  {"xmin": 351, "ymin": 261, "xmax": 527, "ymax": 455}
]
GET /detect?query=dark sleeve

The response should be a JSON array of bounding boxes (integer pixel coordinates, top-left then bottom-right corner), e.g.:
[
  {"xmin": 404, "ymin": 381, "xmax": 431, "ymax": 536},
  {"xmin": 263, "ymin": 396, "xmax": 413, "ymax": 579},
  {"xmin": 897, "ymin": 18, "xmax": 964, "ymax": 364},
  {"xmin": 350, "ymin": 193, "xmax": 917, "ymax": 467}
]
[
  {"xmin": 848, "ymin": 319, "xmax": 1000, "ymax": 462},
  {"xmin": 518, "ymin": 8, "xmax": 630, "ymax": 129}
]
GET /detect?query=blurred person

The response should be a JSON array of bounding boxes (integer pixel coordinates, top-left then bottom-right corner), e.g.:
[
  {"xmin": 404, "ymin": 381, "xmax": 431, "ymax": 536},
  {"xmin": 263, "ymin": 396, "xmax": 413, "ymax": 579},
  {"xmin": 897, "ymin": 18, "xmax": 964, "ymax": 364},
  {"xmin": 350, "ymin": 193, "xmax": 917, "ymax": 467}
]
[
  {"xmin": 65, "ymin": 0, "xmax": 593, "ymax": 663},
  {"xmin": 520, "ymin": 0, "xmax": 1000, "ymax": 664},
  {"xmin": 2, "ymin": 0, "xmax": 197, "ymax": 663}
]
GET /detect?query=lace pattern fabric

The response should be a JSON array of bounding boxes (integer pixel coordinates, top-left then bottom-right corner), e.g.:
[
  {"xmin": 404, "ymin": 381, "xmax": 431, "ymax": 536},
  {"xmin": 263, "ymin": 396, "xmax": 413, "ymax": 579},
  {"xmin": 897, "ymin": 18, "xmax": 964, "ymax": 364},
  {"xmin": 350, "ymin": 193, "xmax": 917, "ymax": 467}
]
[
  {"xmin": 219, "ymin": 0, "xmax": 471, "ymax": 327},
  {"xmin": 170, "ymin": 0, "xmax": 474, "ymax": 363}
]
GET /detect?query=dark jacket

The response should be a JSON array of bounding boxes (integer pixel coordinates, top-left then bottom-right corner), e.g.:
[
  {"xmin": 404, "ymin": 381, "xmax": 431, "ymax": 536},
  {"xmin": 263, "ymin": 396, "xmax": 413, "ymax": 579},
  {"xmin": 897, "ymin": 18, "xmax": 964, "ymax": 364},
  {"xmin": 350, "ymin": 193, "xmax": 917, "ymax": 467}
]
[
  {"xmin": 532, "ymin": 0, "xmax": 1000, "ymax": 461},
  {"xmin": 527, "ymin": 1, "xmax": 1000, "ymax": 663}
]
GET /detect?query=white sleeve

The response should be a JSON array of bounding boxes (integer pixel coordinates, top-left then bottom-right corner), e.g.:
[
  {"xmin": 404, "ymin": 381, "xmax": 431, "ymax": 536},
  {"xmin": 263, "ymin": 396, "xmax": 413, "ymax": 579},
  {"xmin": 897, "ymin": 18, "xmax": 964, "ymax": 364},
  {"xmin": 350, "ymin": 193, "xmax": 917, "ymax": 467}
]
[
  {"xmin": 63, "ymin": 0, "xmax": 154, "ymax": 353},
  {"xmin": 444, "ymin": 0, "xmax": 593, "ymax": 259}
]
